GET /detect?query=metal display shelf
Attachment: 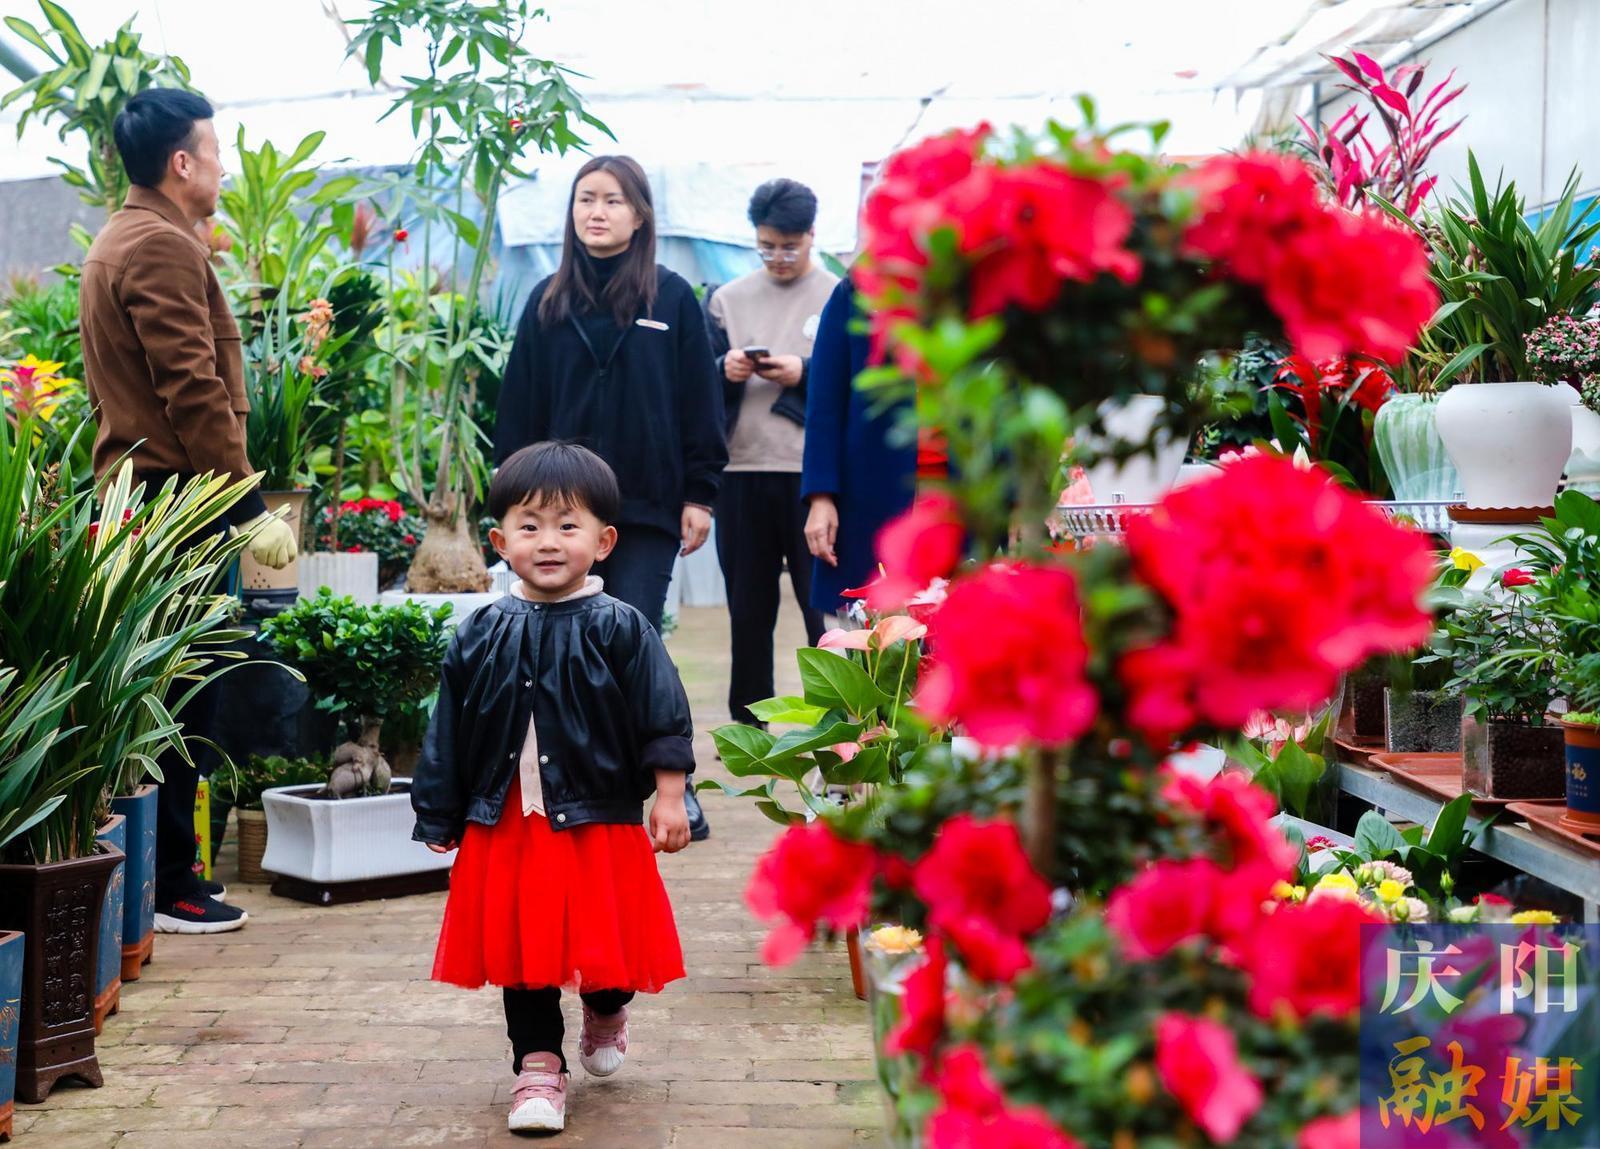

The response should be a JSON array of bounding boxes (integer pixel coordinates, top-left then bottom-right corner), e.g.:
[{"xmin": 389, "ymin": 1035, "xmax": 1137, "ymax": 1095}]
[
  {"xmin": 1053, "ymin": 499, "xmax": 1456, "ymax": 540},
  {"xmin": 1335, "ymin": 760, "xmax": 1600, "ymax": 923}
]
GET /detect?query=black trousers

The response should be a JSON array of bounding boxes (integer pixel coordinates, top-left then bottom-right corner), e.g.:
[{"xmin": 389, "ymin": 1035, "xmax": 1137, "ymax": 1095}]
[
  {"xmin": 150, "ymin": 505, "xmax": 232, "ymax": 905},
  {"xmin": 715, "ymin": 472, "xmax": 827, "ymax": 724},
  {"xmin": 594, "ymin": 524, "xmax": 681, "ymax": 633},
  {"xmin": 504, "ymin": 986, "xmax": 634, "ymax": 1073}
]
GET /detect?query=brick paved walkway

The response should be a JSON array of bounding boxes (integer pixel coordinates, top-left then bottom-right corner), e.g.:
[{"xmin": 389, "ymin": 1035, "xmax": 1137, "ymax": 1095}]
[{"xmin": 17, "ymin": 603, "xmax": 883, "ymax": 1147}]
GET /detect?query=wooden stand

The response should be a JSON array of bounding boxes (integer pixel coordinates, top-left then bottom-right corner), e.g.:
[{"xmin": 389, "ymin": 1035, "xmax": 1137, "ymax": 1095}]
[{"xmin": 269, "ymin": 867, "xmax": 449, "ymax": 906}]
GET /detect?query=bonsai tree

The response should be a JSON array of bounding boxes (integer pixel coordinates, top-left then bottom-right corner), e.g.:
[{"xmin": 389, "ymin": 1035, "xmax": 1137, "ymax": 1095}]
[{"xmin": 259, "ymin": 590, "xmax": 452, "ymax": 797}]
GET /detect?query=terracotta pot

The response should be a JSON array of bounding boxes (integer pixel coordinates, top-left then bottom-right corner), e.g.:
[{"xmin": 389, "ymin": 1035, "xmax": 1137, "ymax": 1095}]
[
  {"xmin": 0, "ymin": 846, "xmax": 122, "ymax": 1103},
  {"xmin": 108, "ymin": 784, "xmax": 156, "ymax": 982},
  {"xmin": 845, "ymin": 928, "xmax": 866, "ymax": 1001},
  {"xmin": 235, "ymin": 808, "xmax": 271, "ymax": 885},
  {"xmin": 92, "ymin": 816, "xmax": 126, "ymax": 1035},
  {"xmin": 1561, "ymin": 719, "xmax": 1600, "ymax": 832},
  {"xmin": 0, "ymin": 931, "xmax": 22, "ymax": 1140},
  {"xmin": 1461, "ymin": 714, "xmax": 1565, "ymax": 799}
]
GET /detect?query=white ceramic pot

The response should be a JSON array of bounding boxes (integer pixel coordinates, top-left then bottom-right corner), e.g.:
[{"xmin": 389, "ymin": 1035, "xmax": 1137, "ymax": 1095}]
[
  {"xmin": 1076, "ymin": 395, "xmax": 1188, "ymax": 504},
  {"xmin": 1565, "ymin": 404, "xmax": 1600, "ymax": 495},
  {"xmin": 298, "ymin": 552, "xmax": 380, "ymax": 604},
  {"xmin": 1434, "ymin": 383, "xmax": 1573, "ymax": 509},
  {"xmin": 260, "ymin": 778, "xmax": 454, "ymax": 884}
]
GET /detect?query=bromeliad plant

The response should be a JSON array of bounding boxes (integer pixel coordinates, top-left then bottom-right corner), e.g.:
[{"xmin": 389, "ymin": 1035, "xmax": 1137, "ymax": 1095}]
[
  {"xmin": 739, "ymin": 117, "xmax": 1444, "ymax": 1149},
  {"xmin": 348, "ymin": 0, "xmax": 608, "ymax": 593},
  {"xmin": 258, "ymin": 590, "xmax": 452, "ymax": 797},
  {"xmin": 0, "ymin": 416, "xmax": 254, "ymax": 863}
]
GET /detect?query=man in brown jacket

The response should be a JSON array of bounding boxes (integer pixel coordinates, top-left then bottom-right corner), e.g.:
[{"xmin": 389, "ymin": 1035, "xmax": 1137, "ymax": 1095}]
[{"xmin": 80, "ymin": 87, "xmax": 297, "ymax": 934}]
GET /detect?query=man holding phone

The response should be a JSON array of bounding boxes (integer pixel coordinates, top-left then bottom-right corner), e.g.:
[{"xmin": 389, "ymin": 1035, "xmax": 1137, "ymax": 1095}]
[{"xmin": 704, "ymin": 179, "xmax": 838, "ymax": 726}]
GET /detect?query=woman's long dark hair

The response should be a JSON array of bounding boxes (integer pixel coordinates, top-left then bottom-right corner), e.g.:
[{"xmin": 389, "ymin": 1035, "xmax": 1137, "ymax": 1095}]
[{"xmin": 537, "ymin": 155, "xmax": 659, "ymax": 329}]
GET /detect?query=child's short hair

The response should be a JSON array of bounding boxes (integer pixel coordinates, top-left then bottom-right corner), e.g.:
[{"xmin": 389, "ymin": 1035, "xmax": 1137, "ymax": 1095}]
[{"xmin": 490, "ymin": 442, "xmax": 621, "ymax": 524}]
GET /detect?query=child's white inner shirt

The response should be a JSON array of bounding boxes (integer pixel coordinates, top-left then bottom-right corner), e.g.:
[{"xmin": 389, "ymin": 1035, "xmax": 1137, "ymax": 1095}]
[{"xmin": 509, "ymin": 575, "xmax": 605, "ymax": 815}]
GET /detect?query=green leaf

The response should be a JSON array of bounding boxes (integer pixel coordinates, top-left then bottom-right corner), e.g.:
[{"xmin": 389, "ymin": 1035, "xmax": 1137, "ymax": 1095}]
[
  {"xmin": 747, "ymin": 696, "xmax": 828, "ymax": 726},
  {"xmin": 796, "ymin": 647, "xmax": 890, "ymax": 717},
  {"xmin": 1424, "ymin": 793, "xmax": 1473, "ymax": 858},
  {"xmin": 1354, "ymin": 811, "xmax": 1406, "ymax": 859},
  {"xmin": 709, "ymin": 723, "xmax": 776, "ymax": 776}
]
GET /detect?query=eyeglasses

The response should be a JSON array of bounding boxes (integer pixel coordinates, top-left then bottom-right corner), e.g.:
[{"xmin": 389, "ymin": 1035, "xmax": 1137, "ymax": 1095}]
[{"xmin": 757, "ymin": 249, "xmax": 803, "ymax": 264}]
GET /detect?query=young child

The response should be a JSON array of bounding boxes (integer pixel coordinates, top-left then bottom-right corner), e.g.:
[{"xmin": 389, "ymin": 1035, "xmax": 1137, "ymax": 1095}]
[{"xmin": 412, "ymin": 440, "xmax": 693, "ymax": 1134}]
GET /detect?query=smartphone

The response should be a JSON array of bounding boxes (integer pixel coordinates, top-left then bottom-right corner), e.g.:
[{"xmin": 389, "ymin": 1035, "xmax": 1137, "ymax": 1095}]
[{"xmin": 742, "ymin": 345, "xmax": 771, "ymax": 362}]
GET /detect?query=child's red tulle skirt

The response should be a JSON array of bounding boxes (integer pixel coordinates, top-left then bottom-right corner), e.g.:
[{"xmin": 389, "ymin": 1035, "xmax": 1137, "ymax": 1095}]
[{"xmin": 432, "ymin": 781, "xmax": 684, "ymax": 993}]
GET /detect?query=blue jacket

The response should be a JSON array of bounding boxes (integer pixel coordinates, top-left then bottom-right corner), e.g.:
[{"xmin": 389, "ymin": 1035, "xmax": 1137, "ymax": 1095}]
[{"xmin": 800, "ymin": 278, "xmax": 917, "ymax": 615}]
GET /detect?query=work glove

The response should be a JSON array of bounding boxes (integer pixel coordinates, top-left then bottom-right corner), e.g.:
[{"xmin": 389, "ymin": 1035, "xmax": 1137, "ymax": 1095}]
[{"xmin": 238, "ymin": 510, "xmax": 298, "ymax": 569}]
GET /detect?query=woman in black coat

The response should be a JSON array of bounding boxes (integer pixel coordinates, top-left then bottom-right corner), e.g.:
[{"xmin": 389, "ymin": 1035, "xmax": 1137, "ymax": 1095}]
[{"xmin": 494, "ymin": 155, "xmax": 727, "ymax": 633}]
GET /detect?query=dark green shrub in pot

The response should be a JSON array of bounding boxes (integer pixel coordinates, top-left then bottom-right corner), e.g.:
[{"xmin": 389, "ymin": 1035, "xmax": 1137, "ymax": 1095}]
[{"xmin": 258, "ymin": 591, "xmax": 452, "ymax": 797}]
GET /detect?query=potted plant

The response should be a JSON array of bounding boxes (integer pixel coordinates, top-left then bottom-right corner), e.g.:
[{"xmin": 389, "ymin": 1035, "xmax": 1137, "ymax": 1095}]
[
  {"xmin": 210, "ymin": 754, "xmax": 328, "ymax": 883},
  {"xmin": 309, "ymin": 497, "xmax": 423, "ymax": 599},
  {"xmin": 1381, "ymin": 155, "xmax": 1600, "ymax": 511},
  {"xmin": 0, "ymin": 415, "xmax": 253, "ymax": 1100},
  {"xmin": 1438, "ymin": 571, "xmax": 1564, "ymax": 799},
  {"xmin": 348, "ymin": 0, "xmax": 607, "ymax": 594},
  {"xmin": 1504, "ymin": 489, "xmax": 1600, "ymax": 827},
  {"xmin": 1524, "ymin": 313, "xmax": 1600, "ymax": 494},
  {"xmin": 256, "ymin": 590, "xmax": 454, "ymax": 901},
  {"xmin": 1385, "ymin": 553, "xmax": 1474, "ymax": 753},
  {"xmin": 91, "ymin": 812, "xmax": 125, "ymax": 1034}
]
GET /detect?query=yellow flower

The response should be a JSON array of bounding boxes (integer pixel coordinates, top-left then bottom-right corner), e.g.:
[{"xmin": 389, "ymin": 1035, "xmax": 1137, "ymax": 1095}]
[
  {"xmin": 1271, "ymin": 881, "xmax": 1307, "ymax": 903},
  {"xmin": 1510, "ymin": 910, "xmax": 1559, "ymax": 925},
  {"xmin": 1376, "ymin": 879, "xmax": 1406, "ymax": 904},
  {"xmin": 868, "ymin": 925, "xmax": 923, "ymax": 954},
  {"xmin": 1316, "ymin": 871, "xmax": 1358, "ymax": 894},
  {"xmin": 1449, "ymin": 546, "xmax": 1484, "ymax": 572}
]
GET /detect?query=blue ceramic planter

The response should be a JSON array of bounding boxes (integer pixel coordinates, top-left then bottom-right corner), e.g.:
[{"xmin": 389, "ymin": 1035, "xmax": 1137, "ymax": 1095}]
[
  {"xmin": 0, "ymin": 930, "xmax": 21, "ymax": 1140},
  {"xmin": 92, "ymin": 815, "xmax": 126, "ymax": 1033},
  {"xmin": 1562, "ymin": 720, "xmax": 1600, "ymax": 831},
  {"xmin": 109, "ymin": 785, "xmax": 157, "ymax": 980}
]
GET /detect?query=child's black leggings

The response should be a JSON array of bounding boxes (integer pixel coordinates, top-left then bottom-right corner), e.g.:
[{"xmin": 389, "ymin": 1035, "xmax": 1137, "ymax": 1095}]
[{"xmin": 504, "ymin": 986, "xmax": 635, "ymax": 1073}]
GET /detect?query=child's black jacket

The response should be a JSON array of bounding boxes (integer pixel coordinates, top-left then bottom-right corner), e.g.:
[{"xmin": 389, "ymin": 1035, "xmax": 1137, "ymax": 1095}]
[{"xmin": 411, "ymin": 592, "xmax": 694, "ymax": 845}]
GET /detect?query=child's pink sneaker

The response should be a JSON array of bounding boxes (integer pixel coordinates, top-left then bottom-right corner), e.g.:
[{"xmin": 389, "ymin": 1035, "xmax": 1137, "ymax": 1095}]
[
  {"xmin": 508, "ymin": 1053, "xmax": 568, "ymax": 1133},
  {"xmin": 578, "ymin": 1003, "xmax": 628, "ymax": 1077}
]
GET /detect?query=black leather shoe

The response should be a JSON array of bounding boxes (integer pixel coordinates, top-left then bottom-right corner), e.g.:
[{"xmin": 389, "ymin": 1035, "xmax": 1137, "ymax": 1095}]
[{"xmin": 685, "ymin": 785, "xmax": 711, "ymax": 842}]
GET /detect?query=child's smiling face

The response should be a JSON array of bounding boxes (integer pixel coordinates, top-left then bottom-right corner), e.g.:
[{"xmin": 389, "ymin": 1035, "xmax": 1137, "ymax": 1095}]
[{"xmin": 490, "ymin": 497, "xmax": 617, "ymax": 602}]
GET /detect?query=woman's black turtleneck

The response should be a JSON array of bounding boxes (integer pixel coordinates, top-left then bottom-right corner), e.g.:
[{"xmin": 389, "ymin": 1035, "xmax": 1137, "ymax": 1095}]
[{"xmin": 577, "ymin": 248, "xmax": 626, "ymax": 364}]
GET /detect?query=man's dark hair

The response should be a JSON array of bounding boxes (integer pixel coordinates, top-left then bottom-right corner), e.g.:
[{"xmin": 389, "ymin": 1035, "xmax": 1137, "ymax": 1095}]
[
  {"xmin": 113, "ymin": 88, "xmax": 215, "ymax": 188},
  {"xmin": 747, "ymin": 178, "xmax": 818, "ymax": 234},
  {"xmin": 490, "ymin": 441, "xmax": 621, "ymax": 524}
]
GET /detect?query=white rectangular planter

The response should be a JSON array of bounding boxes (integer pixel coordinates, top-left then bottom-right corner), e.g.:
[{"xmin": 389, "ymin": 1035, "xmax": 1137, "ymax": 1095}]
[
  {"xmin": 299, "ymin": 551, "xmax": 380, "ymax": 604},
  {"xmin": 260, "ymin": 777, "xmax": 454, "ymax": 884}
]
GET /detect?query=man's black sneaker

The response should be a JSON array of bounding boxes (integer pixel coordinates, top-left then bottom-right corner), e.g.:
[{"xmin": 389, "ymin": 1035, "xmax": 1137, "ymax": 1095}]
[
  {"xmin": 200, "ymin": 878, "xmax": 227, "ymax": 901},
  {"xmin": 155, "ymin": 896, "xmax": 248, "ymax": 934},
  {"xmin": 685, "ymin": 787, "xmax": 711, "ymax": 843}
]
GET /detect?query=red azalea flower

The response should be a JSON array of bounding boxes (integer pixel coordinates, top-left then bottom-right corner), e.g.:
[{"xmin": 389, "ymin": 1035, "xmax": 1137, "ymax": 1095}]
[
  {"xmin": 947, "ymin": 161, "xmax": 1139, "ymax": 317},
  {"xmin": 1181, "ymin": 152, "xmax": 1325, "ymax": 283},
  {"xmin": 745, "ymin": 823, "xmax": 876, "ymax": 966},
  {"xmin": 926, "ymin": 1045, "xmax": 1083, "ymax": 1149},
  {"xmin": 1155, "ymin": 1013, "xmax": 1264, "ymax": 1144},
  {"xmin": 1265, "ymin": 210, "xmax": 1437, "ymax": 363},
  {"xmin": 1298, "ymin": 1111, "xmax": 1360, "ymax": 1149},
  {"xmin": 394, "ymin": 228, "xmax": 409, "ymax": 243},
  {"xmin": 403, "ymin": 534, "xmax": 417, "ymax": 546},
  {"xmin": 917, "ymin": 562, "xmax": 1098, "ymax": 748},
  {"xmin": 1163, "ymin": 770, "xmax": 1297, "ymax": 878},
  {"xmin": 1238, "ymin": 897, "xmax": 1383, "ymax": 1020},
  {"xmin": 1105, "ymin": 858, "xmax": 1222, "ymax": 960},
  {"xmin": 885, "ymin": 937, "xmax": 947, "ymax": 1057},
  {"xmin": 1119, "ymin": 455, "xmax": 1433, "ymax": 744},
  {"xmin": 869, "ymin": 493, "xmax": 965, "ymax": 611},
  {"xmin": 913, "ymin": 814, "xmax": 1052, "ymax": 982},
  {"xmin": 1501, "ymin": 568, "xmax": 1535, "ymax": 588}
]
